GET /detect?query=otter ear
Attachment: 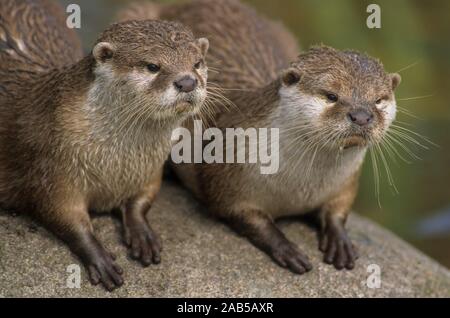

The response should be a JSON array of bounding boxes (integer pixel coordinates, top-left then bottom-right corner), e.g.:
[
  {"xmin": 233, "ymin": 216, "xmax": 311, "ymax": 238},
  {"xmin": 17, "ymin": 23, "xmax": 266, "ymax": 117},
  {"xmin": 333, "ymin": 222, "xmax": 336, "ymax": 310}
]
[
  {"xmin": 93, "ymin": 42, "xmax": 115, "ymax": 63},
  {"xmin": 390, "ymin": 73, "xmax": 402, "ymax": 90},
  {"xmin": 281, "ymin": 68, "xmax": 302, "ymax": 86},
  {"xmin": 196, "ymin": 38, "xmax": 209, "ymax": 57}
]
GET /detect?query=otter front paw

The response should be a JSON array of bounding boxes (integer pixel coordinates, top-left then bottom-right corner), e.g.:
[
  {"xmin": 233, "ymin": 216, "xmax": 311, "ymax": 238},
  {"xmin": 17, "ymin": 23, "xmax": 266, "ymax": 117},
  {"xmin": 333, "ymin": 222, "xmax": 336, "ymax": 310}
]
[
  {"xmin": 87, "ymin": 248, "xmax": 124, "ymax": 291},
  {"xmin": 271, "ymin": 241, "xmax": 313, "ymax": 275},
  {"xmin": 124, "ymin": 222, "xmax": 162, "ymax": 267},
  {"xmin": 70, "ymin": 231, "xmax": 124, "ymax": 291},
  {"xmin": 320, "ymin": 224, "xmax": 358, "ymax": 270}
]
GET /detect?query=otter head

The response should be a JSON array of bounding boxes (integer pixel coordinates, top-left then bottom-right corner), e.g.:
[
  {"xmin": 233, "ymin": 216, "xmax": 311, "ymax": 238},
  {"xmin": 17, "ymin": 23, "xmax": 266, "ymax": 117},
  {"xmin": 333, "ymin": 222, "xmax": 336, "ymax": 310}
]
[
  {"xmin": 279, "ymin": 45, "xmax": 401, "ymax": 150},
  {"xmin": 90, "ymin": 20, "xmax": 209, "ymax": 121}
]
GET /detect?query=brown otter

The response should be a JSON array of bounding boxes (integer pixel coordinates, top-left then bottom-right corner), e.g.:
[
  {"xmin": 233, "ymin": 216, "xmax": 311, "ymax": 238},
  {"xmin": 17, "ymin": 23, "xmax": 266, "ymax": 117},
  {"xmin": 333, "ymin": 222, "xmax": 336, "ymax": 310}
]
[
  {"xmin": 120, "ymin": 0, "xmax": 401, "ymax": 274},
  {"xmin": 0, "ymin": 0, "xmax": 209, "ymax": 290}
]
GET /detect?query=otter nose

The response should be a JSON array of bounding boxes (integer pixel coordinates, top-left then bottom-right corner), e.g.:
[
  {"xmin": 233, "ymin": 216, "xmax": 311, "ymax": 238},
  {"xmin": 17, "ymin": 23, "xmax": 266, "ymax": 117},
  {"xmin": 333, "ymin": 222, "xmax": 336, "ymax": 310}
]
[
  {"xmin": 347, "ymin": 109, "xmax": 374, "ymax": 127},
  {"xmin": 174, "ymin": 76, "xmax": 197, "ymax": 93}
]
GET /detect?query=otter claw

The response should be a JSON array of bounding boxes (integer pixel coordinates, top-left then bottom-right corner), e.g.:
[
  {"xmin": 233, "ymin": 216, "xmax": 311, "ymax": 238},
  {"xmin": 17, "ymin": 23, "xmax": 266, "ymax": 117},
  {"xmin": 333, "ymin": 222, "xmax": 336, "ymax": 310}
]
[
  {"xmin": 86, "ymin": 249, "xmax": 124, "ymax": 291},
  {"xmin": 271, "ymin": 241, "xmax": 313, "ymax": 275},
  {"xmin": 125, "ymin": 223, "xmax": 162, "ymax": 266},
  {"xmin": 320, "ymin": 224, "xmax": 358, "ymax": 270}
]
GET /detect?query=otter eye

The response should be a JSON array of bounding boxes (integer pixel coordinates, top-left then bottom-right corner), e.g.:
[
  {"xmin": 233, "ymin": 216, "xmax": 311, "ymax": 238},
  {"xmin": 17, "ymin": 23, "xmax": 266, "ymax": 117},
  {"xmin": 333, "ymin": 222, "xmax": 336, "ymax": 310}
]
[
  {"xmin": 147, "ymin": 64, "xmax": 161, "ymax": 73},
  {"xmin": 376, "ymin": 96, "xmax": 389, "ymax": 105},
  {"xmin": 194, "ymin": 60, "xmax": 203, "ymax": 69},
  {"xmin": 326, "ymin": 93, "xmax": 338, "ymax": 103}
]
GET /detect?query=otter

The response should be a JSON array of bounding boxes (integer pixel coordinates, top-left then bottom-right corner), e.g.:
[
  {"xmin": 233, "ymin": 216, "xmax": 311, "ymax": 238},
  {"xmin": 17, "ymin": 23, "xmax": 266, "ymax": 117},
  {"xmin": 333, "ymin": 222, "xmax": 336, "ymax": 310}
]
[
  {"xmin": 0, "ymin": 0, "xmax": 209, "ymax": 290},
  {"xmin": 119, "ymin": 0, "xmax": 401, "ymax": 274}
]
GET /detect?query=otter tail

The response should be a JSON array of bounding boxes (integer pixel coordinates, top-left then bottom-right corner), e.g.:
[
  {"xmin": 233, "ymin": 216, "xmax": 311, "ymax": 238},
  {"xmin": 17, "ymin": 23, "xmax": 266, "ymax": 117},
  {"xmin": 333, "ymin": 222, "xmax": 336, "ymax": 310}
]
[
  {"xmin": 116, "ymin": 2, "xmax": 162, "ymax": 22},
  {"xmin": 0, "ymin": 0, "xmax": 83, "ymax": 99}
]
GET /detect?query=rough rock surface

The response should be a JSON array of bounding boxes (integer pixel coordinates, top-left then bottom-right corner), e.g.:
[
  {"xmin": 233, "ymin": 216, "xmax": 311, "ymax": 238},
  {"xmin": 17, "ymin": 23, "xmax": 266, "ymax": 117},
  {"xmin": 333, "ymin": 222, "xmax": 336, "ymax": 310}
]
[{"xmin": 0, "ymin": 181, "xmax": 449, "ymax": 297}]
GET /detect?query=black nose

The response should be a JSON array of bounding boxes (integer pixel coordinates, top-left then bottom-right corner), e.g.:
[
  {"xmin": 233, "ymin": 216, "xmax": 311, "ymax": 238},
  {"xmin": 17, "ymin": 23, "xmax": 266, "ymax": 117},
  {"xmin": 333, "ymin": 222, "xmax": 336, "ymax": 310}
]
[
  {"xmin": 174, "ymin": 76, "xmax": 197, "ymax": 93},
  {"xmin": 347, "ymin": 109, "xmax": 374, "ymax": 127}
]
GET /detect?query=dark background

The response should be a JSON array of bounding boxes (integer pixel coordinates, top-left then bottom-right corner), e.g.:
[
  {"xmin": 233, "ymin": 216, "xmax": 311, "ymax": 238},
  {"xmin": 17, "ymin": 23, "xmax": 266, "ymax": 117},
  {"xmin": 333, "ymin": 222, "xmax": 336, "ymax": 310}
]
[{"xmin": 59, "ymin": 0, "xmax": 450, "ymax": 268}]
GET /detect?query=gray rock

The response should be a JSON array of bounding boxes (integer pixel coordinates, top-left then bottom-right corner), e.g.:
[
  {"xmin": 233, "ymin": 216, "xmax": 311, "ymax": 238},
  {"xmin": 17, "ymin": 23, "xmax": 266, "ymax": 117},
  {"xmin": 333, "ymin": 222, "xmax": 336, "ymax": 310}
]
[{"xmin": 0, "ymin": 181, "xmax": 449, "ymax": 297}]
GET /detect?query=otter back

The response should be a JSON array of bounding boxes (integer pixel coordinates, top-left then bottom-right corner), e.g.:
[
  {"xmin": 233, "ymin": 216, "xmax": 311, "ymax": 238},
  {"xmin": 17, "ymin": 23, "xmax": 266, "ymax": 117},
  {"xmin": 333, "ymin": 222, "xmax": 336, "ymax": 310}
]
[
  {"xmin": 0, "ymin": 0, "xmax": 83, "ymax": 100},
  {"xmin": 155, "ymin": 0, "xmax": 299, "ymax": 91}
]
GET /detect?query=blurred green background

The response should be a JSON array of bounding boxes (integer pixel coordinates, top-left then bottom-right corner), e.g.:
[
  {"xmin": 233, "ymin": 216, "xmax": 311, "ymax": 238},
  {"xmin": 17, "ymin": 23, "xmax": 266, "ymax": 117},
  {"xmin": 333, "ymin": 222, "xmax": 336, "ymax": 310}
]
[{"xmin": 59, "ymin": 0, "xmax": 450, "ymax": 268}]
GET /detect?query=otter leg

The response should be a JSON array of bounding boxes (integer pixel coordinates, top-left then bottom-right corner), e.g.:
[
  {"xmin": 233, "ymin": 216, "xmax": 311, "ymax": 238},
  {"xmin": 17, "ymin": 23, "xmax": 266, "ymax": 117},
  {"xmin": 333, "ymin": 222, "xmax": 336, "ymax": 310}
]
[
  {"xmin": 121, "ymin": 172, "xmax": 162, "ymax": 266},
  {"xmin": 40, "ymin": 202, "xmax": 124, "ymax": 291},
  {"xmin": 319, "ymin": 172, "xmax": 360, "ymax": 270},
  {"xmin": 319, "ymin": 212, "xmax": 358, "ymax": 270},
  {"xmin": 225, "ymin": 209, "xmax": 312, "ymax": 274}
]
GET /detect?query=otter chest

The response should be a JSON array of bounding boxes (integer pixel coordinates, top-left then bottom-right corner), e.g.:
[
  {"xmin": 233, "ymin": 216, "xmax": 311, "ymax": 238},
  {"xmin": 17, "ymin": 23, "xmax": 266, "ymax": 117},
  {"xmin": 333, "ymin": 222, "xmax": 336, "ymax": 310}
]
[
  {"xmin": 253, "ymin": 149, "xmax": 365, "ymax": 217},
  {"xmin": 75, "ymin": 139, "xmax": 171, "ymax": 211}
]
